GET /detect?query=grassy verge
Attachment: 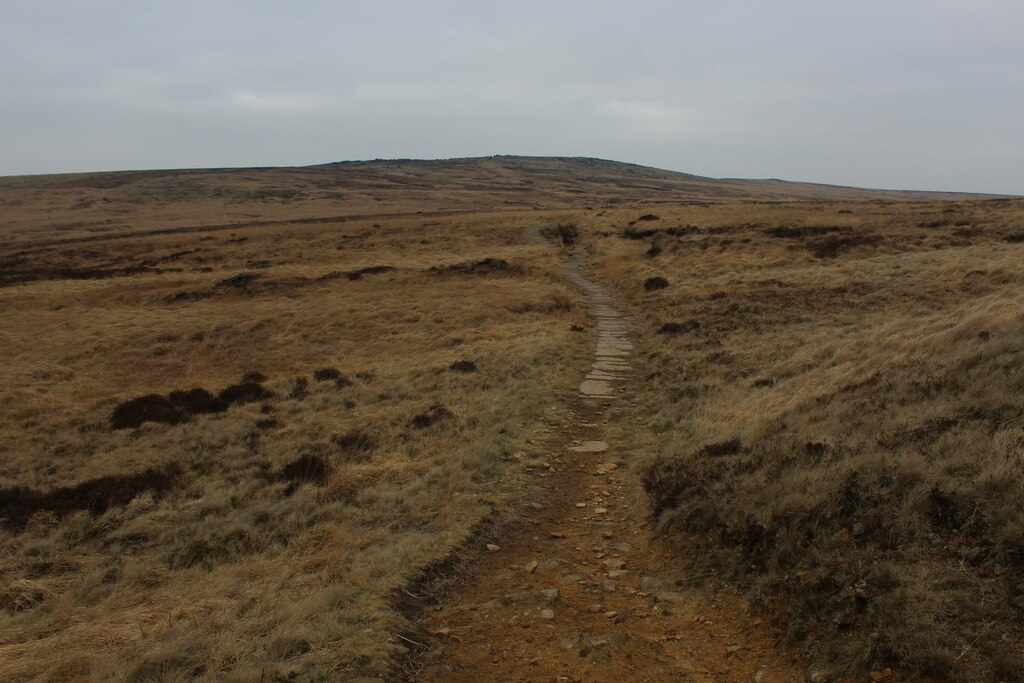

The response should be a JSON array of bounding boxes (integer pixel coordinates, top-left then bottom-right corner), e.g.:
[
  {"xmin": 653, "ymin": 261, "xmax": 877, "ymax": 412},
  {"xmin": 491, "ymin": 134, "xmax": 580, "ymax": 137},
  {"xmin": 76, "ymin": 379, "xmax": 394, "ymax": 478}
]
[
  {"xmin": 585, "ymin": 198, "xmax": 1024, "ymax": 681},
  {"xmin": 0, "ymin": 211, "xmax": 586, "ymax": 680}
]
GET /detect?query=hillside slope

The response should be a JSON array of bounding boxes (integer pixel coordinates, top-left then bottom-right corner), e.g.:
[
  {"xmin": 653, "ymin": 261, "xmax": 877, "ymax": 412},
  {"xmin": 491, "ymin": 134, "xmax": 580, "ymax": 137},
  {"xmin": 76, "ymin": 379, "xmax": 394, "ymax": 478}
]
[
  {"xmin": 586, "ymin": 200, "xmax": 1024, "ymax": 680},
  {"xmin": 0, "ymin": 156, "xmax": 1003, "ymax": 245}
]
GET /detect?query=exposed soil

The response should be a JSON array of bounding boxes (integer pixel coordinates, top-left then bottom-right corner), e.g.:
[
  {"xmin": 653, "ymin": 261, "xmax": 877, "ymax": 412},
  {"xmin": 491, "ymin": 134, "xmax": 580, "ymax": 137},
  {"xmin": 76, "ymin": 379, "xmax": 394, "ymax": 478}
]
[
  {"xmin": 400, "ymin": 228, "xmax": 805, "ymax": 682},
  {"xmin": 643, "ymin": 276, "xmax": 669, "ymax": 292},
  {"xmin": 430, "ymin": 258, "xmax": 521, "ymax": 276},
  {"xmin": 622, "ymin": 228, "xmax": 659, "ymax": 240},
  {"xmin": 408, "ymin": 400, "xmax": 803, "ymax": 682},
  {"xmin": 216, "ymin": 272, "xmax": 260, "ymax": 289},
  {"xmin": 0, "ymin": 466, "xmax": 180, "ymax": 530},
  {"xmin": 218, "ymin": 382, "xmax": 273, "ymax": 405},
  {"xmin": 168, "ymin": 388, "xmax": 229, "ymax": 415},
  {"xmin": 0, "ymin": 263, "xmax": 179, "ymax": 288},
  {"xmin": 658, "ymin": 320, "xmax": 700, "ymax": 335},
  {"xmin": 241, "ymin": 370, "xmax": 268, "ymax": 383},
  {"xmin": 347, "ymin": 265, "xmax": 396, "ymax": 280},
  {"xmin": 110, "ymin": 394, "xmax": 188, "ymax": 429}
]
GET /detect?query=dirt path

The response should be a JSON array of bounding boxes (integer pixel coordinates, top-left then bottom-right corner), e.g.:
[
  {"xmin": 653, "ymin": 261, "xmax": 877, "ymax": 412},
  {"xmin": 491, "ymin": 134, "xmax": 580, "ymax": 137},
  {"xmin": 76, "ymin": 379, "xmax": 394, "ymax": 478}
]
[{"xmin": 407, "ymin": 229, "xmax": 804, "ymax": 682}]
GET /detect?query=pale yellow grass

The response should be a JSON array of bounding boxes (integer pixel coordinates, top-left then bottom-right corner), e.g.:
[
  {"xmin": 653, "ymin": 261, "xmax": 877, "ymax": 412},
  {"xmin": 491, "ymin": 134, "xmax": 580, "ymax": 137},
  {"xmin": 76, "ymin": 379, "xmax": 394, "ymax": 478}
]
[
  {"xmin": 0, "ymin": 209, "xmax": 589, "ymax": 680},
  {"xmin": 0, "ymin": 161, "xmax": 1016, "ymax": 681}
]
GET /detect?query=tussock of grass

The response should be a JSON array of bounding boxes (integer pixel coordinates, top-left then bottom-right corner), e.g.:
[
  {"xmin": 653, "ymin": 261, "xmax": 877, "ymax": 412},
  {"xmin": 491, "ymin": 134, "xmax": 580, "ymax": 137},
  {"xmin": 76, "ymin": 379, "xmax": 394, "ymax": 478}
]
[
  {"xmin": 540, "ymin": 221, "xmax": 579, "ymax": 246},
  {"xmin": 643, "ymin": 276, "xmax": 669, "ymax": 291},
  {"xmin": 409, "ymin": 403, "xmax": 454, "ymax": 429},
  {"xmin": 280, "ymin": 453, "xmax": 331, "ymax": 488},
  {"xmin": 332, "ymin": 430, "xmax": 378, "ymax": 460},
  {"xmin": 312, "ymin": 367, "xmax": 344, "ymax": 382},
  {"xmin": 448, "ymin": 359, "xmax": 478, "ymax": 373}
]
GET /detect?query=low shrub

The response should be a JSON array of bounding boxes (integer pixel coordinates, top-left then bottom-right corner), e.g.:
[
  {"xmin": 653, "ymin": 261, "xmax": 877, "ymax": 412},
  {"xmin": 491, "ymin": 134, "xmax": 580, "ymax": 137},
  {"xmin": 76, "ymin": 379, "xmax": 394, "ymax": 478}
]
[
  {"xmin": 332, "ymin": 431, "xmax": 378, "ymax": 461},
  {"xmin": 644, "ymin": 276, "xmax": 669, "ymax": 291},
  {"xmin": 111, "ymin": 395, "xmax": 187, "ymax": 429},
  {"xmin": 410, "ymin": 404, "xmax": 452, "ymax": 429},
  {"xmin": 280, "ymin": 454, "xmax": 330, "ymax": 488},
  {"xmin": 168, "ymin": 388, "xmax": 228, "ymax": 415},
  {"xmin": 658, "ymin": 320, "xmax": 700, "ymax": 335},
  {"xmin": 219, "ymin": 382, "xmax": 273, "ymax": 404},
  {"xmin": 449, "ymin": 360, "xmax": 477, "ymax": 373}
]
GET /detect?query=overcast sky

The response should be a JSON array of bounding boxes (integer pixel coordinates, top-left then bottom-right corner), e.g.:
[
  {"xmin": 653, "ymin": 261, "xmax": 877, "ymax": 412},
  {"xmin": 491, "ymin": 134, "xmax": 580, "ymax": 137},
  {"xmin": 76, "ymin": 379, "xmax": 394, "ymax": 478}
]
[{"xmin": 1, "ymin": 1, "xmax": 1021, "ymax": 193}]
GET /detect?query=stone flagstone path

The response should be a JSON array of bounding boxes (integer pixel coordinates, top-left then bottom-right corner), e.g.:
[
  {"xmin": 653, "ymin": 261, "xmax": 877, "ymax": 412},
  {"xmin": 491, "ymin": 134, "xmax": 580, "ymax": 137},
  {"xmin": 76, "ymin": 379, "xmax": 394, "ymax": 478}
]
[
  {"xmin": 405, "ymin": 225, "xmax": 802, "ymax": 682},
  {"xmin": 527, "ymin": 225, "xmax": 632, "ymax": 400}
]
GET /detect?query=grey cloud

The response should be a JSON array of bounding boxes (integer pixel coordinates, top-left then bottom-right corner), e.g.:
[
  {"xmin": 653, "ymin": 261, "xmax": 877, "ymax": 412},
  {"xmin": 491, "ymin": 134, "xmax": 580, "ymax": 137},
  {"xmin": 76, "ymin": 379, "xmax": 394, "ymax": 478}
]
[{"xmin": 1, "ymin": 0, "xmax": 1021, "ymax": 192}]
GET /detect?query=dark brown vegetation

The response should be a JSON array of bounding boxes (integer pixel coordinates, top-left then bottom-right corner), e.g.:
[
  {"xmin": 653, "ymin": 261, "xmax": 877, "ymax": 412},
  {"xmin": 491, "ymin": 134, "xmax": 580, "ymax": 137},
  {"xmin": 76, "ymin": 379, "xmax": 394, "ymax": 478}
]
[
  {"xmin": 346, "ymin": 265, "xmax": 395, "ymax": 280},
  {"xmin": 622, "ymin": 227, "xmax": 659, "ymax": 240},
  {"xmin": 547, "ymin": 221, "xmax": 579, "ymax": 246},
  {"xmin": 449, "ymin": 360, "xmax": 478, "ymax": 373},
  {"xmin": 241, "ymin": 370, "xmax": 268, "ymax": 383},
  {"xmin": 111, "ymin": 388, "xmax": 230, "ymax": 429},
  {"xmin": 658, "ymin": 320, "xmax": 700, "ymax": 335},
  {"xmin": 288, "ymin": 376, "xmax": 310, "ymax": 399},
  {"xmin": 331, "ymin": 431, "xmax": 378, "ymax": 460},
  {"xmin": 218, "ymin": 382, "xmax": 274, "ymax": 404},
  {"xmin": 280, "ymin": 453, "xmax": 331, "ymax": 488},
  {"xmin": 110, "ymin": 394, "xmax": 187, "ymax": 429},
  {"xmin": 312, "ymin": 367, "xmax": 344, "ymax": 382},
  {"xmin": 429, "ymin": 257, "xmax": 519, "ymax": 276},
  {"xmin": 557, "ymin": 222, "xmax": 581, "ymax": 245},
  {"xmin": 409, "ymin": 404, "xmax": 453, "ymax": 429},
  {"xmin": 0, "ymin": 466, "xmax": 180, "ymax": 531},
  {"xmin": 643, "ymin": 276, "xmax": 669, "ymax": 291},
  {"xmin": 168, "ymin": 388, "xmax": 229, "ymax": 415}
]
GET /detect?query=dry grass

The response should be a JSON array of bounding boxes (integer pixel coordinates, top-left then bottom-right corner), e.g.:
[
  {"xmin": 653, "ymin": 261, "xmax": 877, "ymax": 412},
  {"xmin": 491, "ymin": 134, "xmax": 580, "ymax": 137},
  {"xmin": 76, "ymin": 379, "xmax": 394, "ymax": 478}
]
[
  {"xmin": 1, "ymin": 157, "xmax": 1018, "ymax": 681},
  {"xmin": 0, "ymin": 156, "xmax": 995, "ymax": 246},
  {"xmin": 0, "ymin": 197, "xmax": 589, "ymax": 679},
  {"xmin": 584, "ymin": 198, "xmax": 1024, "ymax": 681}
]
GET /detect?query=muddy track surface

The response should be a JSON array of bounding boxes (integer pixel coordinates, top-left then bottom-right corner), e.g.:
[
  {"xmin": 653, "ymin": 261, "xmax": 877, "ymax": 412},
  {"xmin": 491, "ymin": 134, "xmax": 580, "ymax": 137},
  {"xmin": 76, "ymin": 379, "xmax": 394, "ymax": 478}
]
[{"xmin": 403, "ymin": 227, "xmax": 803, "ymax": 682}]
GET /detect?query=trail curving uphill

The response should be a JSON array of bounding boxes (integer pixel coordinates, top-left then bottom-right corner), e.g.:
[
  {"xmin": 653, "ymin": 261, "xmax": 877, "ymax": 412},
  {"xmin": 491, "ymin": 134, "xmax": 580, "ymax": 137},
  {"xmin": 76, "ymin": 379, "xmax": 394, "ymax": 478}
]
[
  {"xmin": 407, "ymin": 227, "xmax": 801, "ymax": 682},
  {"xmin": 528, "ymin": 225, "xmax": 633, "ymax": 401}
]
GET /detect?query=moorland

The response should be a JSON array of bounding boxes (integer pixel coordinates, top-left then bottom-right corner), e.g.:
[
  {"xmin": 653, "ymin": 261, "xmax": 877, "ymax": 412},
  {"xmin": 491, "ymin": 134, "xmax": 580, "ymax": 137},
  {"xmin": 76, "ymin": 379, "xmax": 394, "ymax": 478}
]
[{"xmin": 0, "ymin": 156, "xmax": 1021, "ymax": 681}]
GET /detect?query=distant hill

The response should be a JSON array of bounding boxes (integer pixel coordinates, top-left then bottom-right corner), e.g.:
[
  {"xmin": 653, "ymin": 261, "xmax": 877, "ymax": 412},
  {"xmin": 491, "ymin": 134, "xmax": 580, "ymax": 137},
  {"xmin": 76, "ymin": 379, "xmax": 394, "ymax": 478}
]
[
  {"xmin": 314, "ymin": 155, "xmax": 1005, "ymax": 203},
  {"xmin": 0, "ymin": 155, "xmax": 1010, "ymax": 242}
]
